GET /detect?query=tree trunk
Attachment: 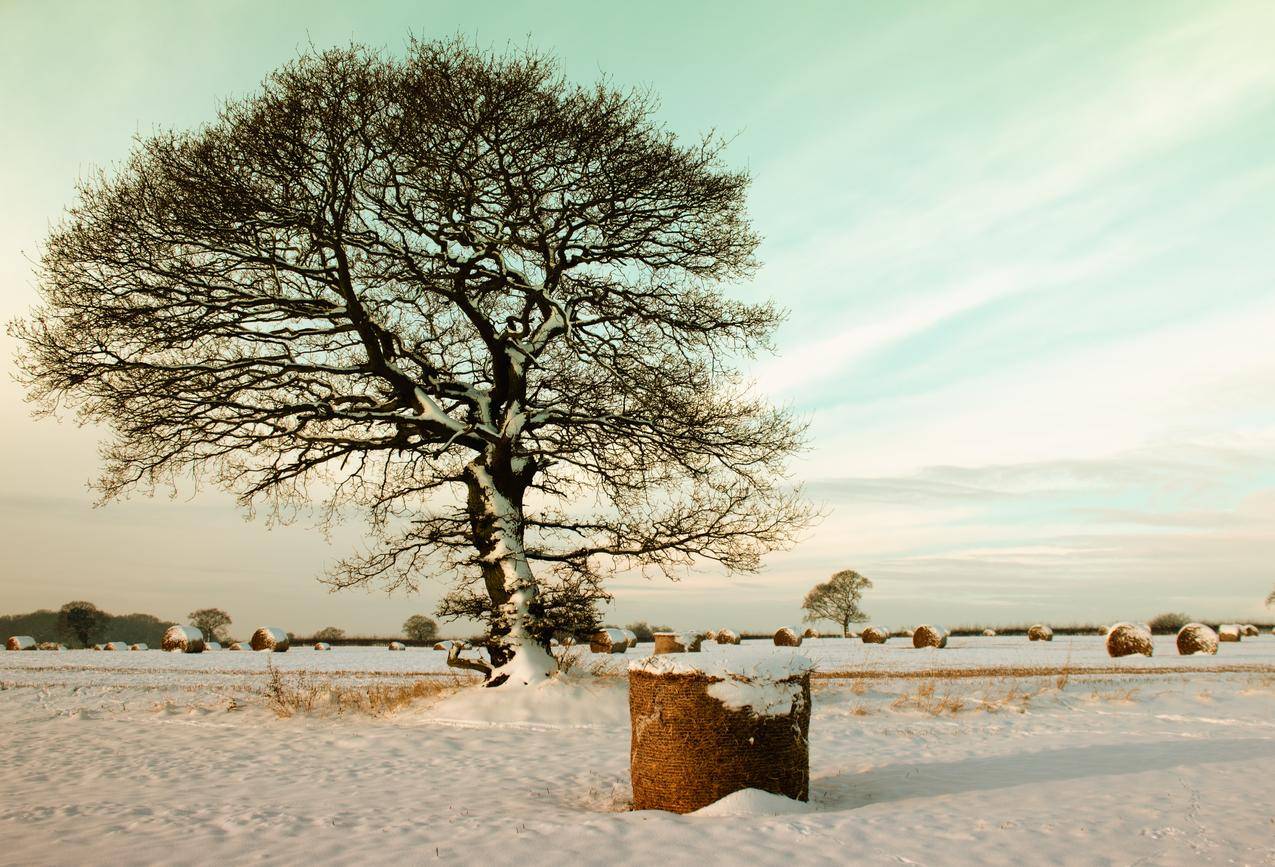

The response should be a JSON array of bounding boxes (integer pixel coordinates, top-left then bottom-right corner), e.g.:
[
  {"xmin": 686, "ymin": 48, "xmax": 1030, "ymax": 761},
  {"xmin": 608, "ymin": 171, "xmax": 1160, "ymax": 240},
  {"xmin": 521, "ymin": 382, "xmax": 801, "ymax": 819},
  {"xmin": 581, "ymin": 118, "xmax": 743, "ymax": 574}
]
[{"xmin": 463, "ymin": 458, "xmax": 556, "ymax": 687}]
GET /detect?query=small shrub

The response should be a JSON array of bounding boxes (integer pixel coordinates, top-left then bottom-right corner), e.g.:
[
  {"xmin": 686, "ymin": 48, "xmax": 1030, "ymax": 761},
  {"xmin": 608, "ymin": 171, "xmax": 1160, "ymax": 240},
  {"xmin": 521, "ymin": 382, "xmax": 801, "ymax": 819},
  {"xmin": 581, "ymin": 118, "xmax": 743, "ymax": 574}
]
[{"xmin": 1148, "ymin": 612, "xmax": 1190, "ymax": 633}]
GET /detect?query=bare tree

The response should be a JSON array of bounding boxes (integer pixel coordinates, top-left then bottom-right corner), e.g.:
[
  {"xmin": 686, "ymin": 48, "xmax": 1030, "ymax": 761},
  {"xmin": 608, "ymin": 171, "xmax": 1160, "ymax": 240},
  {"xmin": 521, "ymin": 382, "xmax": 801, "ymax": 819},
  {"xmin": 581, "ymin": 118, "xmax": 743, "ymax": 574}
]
[
  {"xmin": 188, "ymin": 607, "xmax": 232, "ymax": 642},
  {"xmin": 12, "ymin": 39, "xmax": 811, "ymax": 686},
  {"xmin": 801, "ymin": 570, "xmax": 872, "ymax": 637}
]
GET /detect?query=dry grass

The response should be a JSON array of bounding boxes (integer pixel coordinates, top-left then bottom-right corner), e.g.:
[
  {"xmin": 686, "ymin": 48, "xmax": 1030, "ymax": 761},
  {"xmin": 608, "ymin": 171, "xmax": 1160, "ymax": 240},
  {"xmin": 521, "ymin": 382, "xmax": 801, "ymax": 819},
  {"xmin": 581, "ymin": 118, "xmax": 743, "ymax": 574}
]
[{"xmin": 262, "ymin": 662, "xmax": 464, "ymax": 718}]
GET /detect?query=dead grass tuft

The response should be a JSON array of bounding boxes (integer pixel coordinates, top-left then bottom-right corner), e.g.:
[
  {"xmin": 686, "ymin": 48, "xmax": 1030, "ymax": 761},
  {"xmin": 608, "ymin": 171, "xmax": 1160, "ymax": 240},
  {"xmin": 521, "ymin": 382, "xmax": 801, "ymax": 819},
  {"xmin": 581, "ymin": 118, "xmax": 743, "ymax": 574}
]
[{"xmin": 262, "ymin": 661, "xmax": 462, "ymax": 718}]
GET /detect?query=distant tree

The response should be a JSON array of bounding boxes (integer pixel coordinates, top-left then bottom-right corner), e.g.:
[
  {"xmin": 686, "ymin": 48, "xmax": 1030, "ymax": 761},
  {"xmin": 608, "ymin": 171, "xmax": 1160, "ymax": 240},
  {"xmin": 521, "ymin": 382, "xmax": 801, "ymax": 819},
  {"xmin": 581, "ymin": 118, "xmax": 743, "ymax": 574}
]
[
  {"xmin": 313, "ymin": 626, "xmax": 345, "ymax": 641},
  {"xmin": 1148, "ymin": 612, "xmax": 1190, "ymax": 633},
  {"xmin": 402, "ymin": 615, "xmax": 438, "ymax": 642},
  {"xmin": 801, "ymin": 570, "xmax": 872, "ymax": 637},
  {"xmin": 1267, "ymin": 586, "xmax": 1274, "ymax": 607},
  {"xmin": 188, "ymin": 608, "xmax": 232, "ymax": 642},
  {"xmin": 13, "ymin": 39, "xmax": 812, "ymax": 686},
  {"xmin": 57, "ymin": 601, "xmax": 108, "ymax": 648}
]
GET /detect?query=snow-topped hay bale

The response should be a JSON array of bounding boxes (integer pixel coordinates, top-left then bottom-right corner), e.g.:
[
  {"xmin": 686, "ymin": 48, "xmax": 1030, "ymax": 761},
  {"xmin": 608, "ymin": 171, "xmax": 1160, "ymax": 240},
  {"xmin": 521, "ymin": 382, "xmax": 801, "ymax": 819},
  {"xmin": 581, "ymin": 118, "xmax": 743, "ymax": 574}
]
[
  {"xmin": 91, "ymin": 644, "xmax": 103, "ymax": 651},
  {"xmin": 227, "ymin": 642, "xmax": 248, "ymax": 651},
  {"xmin": 912, "ymin": 624, "xmax": 949, "ymax": 649},
  {"xmin": 250, "ymin": 626, "xmax": 289, "ymax": 652},
  {"xmin": 205, "ymin": 641, "xmax": 221, "ymax": 651},
  {"xmin": 104, "ymin": 641, "xmax": 130, "ymax": 651},
  {"xmin": 801, "ymin": 627, "xmax": 818, "ymax": 639},
  {"xmin": 312, "ymin": 642, "xmax": 331, "ymax": 651},
  {"xmin": 36, "ymin": 642, "xmax": 65, "ymax": 651},
  {"xmin": 129, "ymin": 643, "xmax": 148, "ymax": 651},
  {"xmin": 590, "ymin": 628, "xmax": 630, "ymax": 654},
  {"xmin": 899, "ymin": 628, "xmax": 915, "ymax": 638},
  {"xmin": 1105, "ymin": 622, "xmax": 1153, "ymax": 657},
  {"xmin": 6, "ymin": 636, "xmax": 36, "ymax": 651},
  {"xmin": 1218, "ymin": 624, "xmax": 1241, "ymax": 642},
  {"xmin": 622, "ymin": 629, "xmax": 639, "ymax": 650},
  {"xmin": 860, "ymin": 625, "xmax": 890, "ymax": 644},
  {"xmin": 982, "ymin": 629, "xmax": 997, "ymax": 637},
  {"xmin": 654, "ymin": 632, "xmax": 703, "ymax": 654},
  {"xmin": 432, "ymin": 640, "xmax": 453, "ymax": 651},
  {"xmin": 161, "ymin": 625, "xmax": 205, "ymax": 653},
  {"xmin": 1241, "ymin": 624, "xmax": 1259, "ymax": 637},
  {"xmin": 1176, "ymin": 623, "xmax": 1218, "ymax": 655},
  {"xmin": 703, "ymin": 629, "xmax": 717, "ymax": 641},
  {"xmin": 773, "ymin": 627, "xmax": 802, "ymax": 647},
  {"xmin": 629, "ymin": 654, "xmax": 813, "ymax": 814},
  {"xmin": 388, "ymin": 641, "xmax": 406, "ymax": 651},
  {"xmin": 1028, "ymin": 624, "xmax": 1053, "ymax": 642},
  {"xmin": 714, "ymin": 629, "xmax": 740, "ymax": 645}
]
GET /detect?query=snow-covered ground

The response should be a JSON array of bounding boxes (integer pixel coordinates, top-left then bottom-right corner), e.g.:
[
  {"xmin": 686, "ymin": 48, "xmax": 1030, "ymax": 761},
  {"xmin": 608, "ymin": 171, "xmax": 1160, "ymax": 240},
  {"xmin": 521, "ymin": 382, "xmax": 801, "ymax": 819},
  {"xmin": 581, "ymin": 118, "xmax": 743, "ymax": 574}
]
[{"xmin": 1, "ymin": 636, "xmax": 1273, "ymax": 865}]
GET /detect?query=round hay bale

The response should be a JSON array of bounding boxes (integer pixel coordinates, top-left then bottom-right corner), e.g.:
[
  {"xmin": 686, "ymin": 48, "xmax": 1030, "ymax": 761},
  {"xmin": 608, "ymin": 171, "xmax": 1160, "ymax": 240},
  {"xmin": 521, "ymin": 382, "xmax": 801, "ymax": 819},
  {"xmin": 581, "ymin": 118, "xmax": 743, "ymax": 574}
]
[
  {"xmin": 1028, "ymin": 624, "xmax": 1053, "ymax": 642},
  {"xmin": 982, "ymin": 629, "xmax": 997, "ymax": 637},
  {"xmin": 1241, "ymin": 624, "xmax": 1259, "ymax": 637},
  {"xmin": 91, "ymin": 644, "xmax": 103, "ymax": 651},
  {"xmin": 899, "ymin": 628, "xmax": 915, "ymax": 638},
  {"xmin": 654, "ymin": 632, "xmax": 703, "ymax": 654},
  {"xmin": 860, "ymin": 625, "xmax": 890, "ymax": 644},
  {"xmin": 129, "ymin": 643, "xmax": 148, "ymax": 651},
  {"xmin": 104, "ymin": 641, "xmax": 130, "ymax": 651},
  {"xmin": 622, "ymin": 629, "xmax": 639, "ymax": 650},
  {"xmin": 714, "ymin": 629, "xmax": 740, "ymax": 645},
  {"xmin": 161, "ymin": 625, "xmax": 206, "ymax": 653},
  {"xmin": 205, "ymin": 641, "xmax": 222, "ymax": 651},
  {"xmin": 250, "ymin": 626, "xmax": 289, "ymax": 652},
  {"xmin": 227, "ymin": 642, "xmax": 248, "ymax": 651},
  {"xmin": 1176, "ymin": 623, "xmax": 1218, "ymax": 655},
  {"xmin": 912, "ymin": 624, "xmax": 949, "ymax": 649},
  {"xmin": 388, "ymin": 641, "xmax": 406, "ymax": 651},
  {"xmin": 36, "ymin": 642, "xmax": 64, "ymax": 651},
  {"xmin": 1105, "ymin": 623, "xmax": 1153, "ymax": 658},
  {"xmin": 703, "ymin": 629, "xmax": 718, "ymax": 641},
  {"xmin": 1218, "ymin": 624, "xmax": 1241, "ymax": 642},
  {"xmin": 629, "ymin": 662, "xmax": 812, "ymax": 814},
  {"xmin": 801, "ymin": 627, "xmax": 818, "ymax": 639},
  {"xmin": 590, "ymin": 628, "xmax": 630, "ymax": 654},
  {"xmin": 312, "ymin": 642, "xmax": 331, "ymax": 651},
  {"xmin": 773, "ymin": 627, "xmax": 802, "ymax": 647},
  {"xmin": 6, "ymin": 635, "xmax": 36, "ymax": 651}
]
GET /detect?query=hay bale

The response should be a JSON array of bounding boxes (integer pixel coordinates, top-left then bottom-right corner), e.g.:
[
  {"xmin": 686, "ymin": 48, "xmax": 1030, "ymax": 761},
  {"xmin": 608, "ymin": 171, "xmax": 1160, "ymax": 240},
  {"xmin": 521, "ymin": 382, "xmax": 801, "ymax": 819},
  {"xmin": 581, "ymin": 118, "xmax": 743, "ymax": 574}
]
[
  {"xmin": 1176, "ymin": 623, "xmax": 1218, "ymax": 655},
  {"xmin": 1105, "ymin": 622, "xmax": 1153, "ymax": 657},
  {"xmin": 654, "ymin": 632, "xmax": 703, "ymax": 654},
  {"xmin": 313, "ymin": 642, "xmax": 331, "ymax": 651},
  {"xmin": 714, "ymin": 629, "xmax": 740, "ymax": 645},
  {"xmin": 104, "ymin": 641, "xmax": 130, "ymax": 651},
  {"xmin": 388, "ymin": 641, "xmax": 406, "ymax": 651},
  {"xmin": 1241, "ymin": 624, "xmax": 1259, "ymax": 637},
  {"xmin": 161, "ymin": 625, "xmax": 206, "ymax": 653},
  {"xmin": 982, "ymin": 629, "xmax": 997, "ymax": 637},
  {"xmin": 227, "ymin": 642, "xmax": 248, "ymax": 651},
  {"xmin": 860, "ymin": 625, "xmax": 890, "ymax": 644},
  {"xmin": 1028, "ymin": 624, "xmax": 1053, "ymax": 642},
  {"xmin": 703, "ymin": 629, "xmax": 717, "ymax": 641},
  {"xmin": 250, "ymin": 626, "xmax": 289, "ymax": 652},
  {"xmin": 36, "ymin": 642, "xmax": 64, "ymax": 651},
  {"xmin": 129, "ymin": 643, "xmax": 148, "ymax": 651},
  {"xmin": 773, "ymin": 627, "xmax": 802, "ymax": 647},
  {"xmin": 801, "ymin": 627, "xmax": 819, "ymax": 639},
  {"xmin": 912, "ymin": 624, "xmax": 949, "ymax": 649},
  {"xmin": 622, "ymin": 629, "xmax": 639, "ymax": 650},
  {"xmin": 91, "ymin": 644, "xmax": 104, "ymax": 651},
  {"xmin": 205, "ymin": 641, "xmax": 222, "ymax": 651},
  {"xmin": 590, "ymin": 628, "xmax": 630, "ymax": 654},
  {"xmin": 1218, "ymin": 624, "xmax": 1241, "ymax": 642},
  {"xmin": 899, "ymin": 628, "xmax": 915, "ymax": 638},
  {"xmin": 6, "ymin": 635, "xmax": 36, "ymax": 651},
  {"xmin": 629, "ymin": 659, "xmax": 812, "ymax": 813}
]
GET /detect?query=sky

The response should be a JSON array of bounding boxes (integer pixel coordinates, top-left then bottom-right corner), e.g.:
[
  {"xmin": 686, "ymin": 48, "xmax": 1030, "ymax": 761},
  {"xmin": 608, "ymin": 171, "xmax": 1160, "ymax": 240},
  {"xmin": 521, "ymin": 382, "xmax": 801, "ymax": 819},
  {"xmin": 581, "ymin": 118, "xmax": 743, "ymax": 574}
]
[{"xmin": 2, "ymin": 0, "xmax": 1274, "ymax": 635}]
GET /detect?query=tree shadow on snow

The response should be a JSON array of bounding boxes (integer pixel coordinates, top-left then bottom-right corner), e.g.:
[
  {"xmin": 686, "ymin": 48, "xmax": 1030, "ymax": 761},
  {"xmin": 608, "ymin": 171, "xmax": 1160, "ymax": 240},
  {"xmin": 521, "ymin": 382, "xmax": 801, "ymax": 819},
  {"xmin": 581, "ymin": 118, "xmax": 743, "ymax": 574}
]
[{"xmin": 815, "ymin": 737, "xmax": 1275, "ymax": 810}]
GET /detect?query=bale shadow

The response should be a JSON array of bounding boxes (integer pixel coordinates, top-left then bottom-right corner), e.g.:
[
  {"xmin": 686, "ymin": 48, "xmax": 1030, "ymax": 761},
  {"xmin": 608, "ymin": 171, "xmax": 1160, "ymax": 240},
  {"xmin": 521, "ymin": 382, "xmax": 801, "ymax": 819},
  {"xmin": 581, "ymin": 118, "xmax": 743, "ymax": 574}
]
[{"xmin": 815, "ymin": 737, "xmax": 1275, "ymax": 810}]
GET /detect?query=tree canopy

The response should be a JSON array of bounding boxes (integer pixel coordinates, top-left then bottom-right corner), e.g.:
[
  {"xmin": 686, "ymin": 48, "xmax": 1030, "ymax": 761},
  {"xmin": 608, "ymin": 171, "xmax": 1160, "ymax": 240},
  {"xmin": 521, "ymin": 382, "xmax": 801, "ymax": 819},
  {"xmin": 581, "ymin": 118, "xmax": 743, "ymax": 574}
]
[
  {"xmin": 801, "ymin": 570, "xmax": 872, "ymax": 637},
  {"xmin": 13, "ymin": 38, "xmax": 811, "ymax": 685}
]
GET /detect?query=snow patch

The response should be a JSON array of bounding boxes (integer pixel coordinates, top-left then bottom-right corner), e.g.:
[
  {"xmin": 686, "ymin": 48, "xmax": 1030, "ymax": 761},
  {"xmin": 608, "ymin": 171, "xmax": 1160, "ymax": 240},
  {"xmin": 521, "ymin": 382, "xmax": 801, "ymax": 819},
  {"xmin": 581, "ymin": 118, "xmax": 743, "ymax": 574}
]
[{"xmin": 691, "ymin": 787, "xmax": 811, "ymax": 817}]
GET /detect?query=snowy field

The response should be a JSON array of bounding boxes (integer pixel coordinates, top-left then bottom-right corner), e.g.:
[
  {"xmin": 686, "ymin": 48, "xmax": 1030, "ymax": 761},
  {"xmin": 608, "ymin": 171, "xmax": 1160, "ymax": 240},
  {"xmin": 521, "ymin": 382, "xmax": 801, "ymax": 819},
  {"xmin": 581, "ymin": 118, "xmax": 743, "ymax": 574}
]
[{"xmin": 2, "ymin": 635, "xmax": 1273, "ymax": 865}]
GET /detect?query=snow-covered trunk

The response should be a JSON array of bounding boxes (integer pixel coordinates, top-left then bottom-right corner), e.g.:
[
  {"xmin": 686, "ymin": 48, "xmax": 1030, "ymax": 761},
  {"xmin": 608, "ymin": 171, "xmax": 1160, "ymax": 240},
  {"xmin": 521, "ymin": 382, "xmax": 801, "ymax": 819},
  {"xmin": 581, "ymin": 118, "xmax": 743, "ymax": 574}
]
[{"xmin": 464, "ymin": 457, "xmax": 555, "ymax": 687}]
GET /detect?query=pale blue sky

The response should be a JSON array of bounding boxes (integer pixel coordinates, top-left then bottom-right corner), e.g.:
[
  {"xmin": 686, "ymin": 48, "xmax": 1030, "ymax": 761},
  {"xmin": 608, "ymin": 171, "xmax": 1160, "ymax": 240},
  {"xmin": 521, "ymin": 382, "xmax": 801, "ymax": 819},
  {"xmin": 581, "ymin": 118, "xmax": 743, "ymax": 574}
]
[{"xmin": 2, "ymin": 1, "xmax": 1273, "ymax": 634}]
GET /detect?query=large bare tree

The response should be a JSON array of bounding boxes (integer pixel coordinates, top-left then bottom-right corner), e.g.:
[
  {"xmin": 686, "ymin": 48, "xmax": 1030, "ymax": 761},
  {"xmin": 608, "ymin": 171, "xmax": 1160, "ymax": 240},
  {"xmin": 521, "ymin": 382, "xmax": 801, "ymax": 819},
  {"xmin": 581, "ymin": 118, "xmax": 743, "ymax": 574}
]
[{"xmin": 12, "ymin": 39, "xmax": 811, "ymax": 685}]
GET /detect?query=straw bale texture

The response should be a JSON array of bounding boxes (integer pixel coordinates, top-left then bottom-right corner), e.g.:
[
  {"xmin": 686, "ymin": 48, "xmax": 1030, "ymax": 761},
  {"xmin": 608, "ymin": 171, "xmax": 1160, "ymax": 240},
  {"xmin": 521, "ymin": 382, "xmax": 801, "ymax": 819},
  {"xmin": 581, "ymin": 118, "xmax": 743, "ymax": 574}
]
[
  {"xmin": 654, "ymin": 632, "xmax": 703, "ymax": 654},
  {"xmin": 1028, "ymin": 624, "xmax": 1053, "ymax": 642},
  {"xmin": 1218, "ymin": 624, "xmax": 1241, "ymax": 642},
  {"xmin": 590, "ymin": 628, "xmax": 629, "ymax": 654},
  {"xmin": 773, "ymin": 627, "xmax": 802, "ymax": 647},
  {"xmin": 1105, "ymin": 623, "xmax": 1153, "ymax": 657},
  {"xmin": 1176, "ymin": 623, "xmax": 1218, "ymax": 655},
  {"xmin": 6, "ymin": 636, "xmax": 36, "ymax": 651},
  {"xmin": 161, "ymin": 625, "xmax": 205, "ymax": 653},
  {"xmin": 860, "ymin": 625, "xmax": 890, "ymax": 644},
  {"xmin": 250, "ymin": 626, "xmax": 289, "ymax": 652},
  {"xmin": 714, "ymin": 630, "xmax": 740, "ymax": 645},
  {"xmin": 629, "ymin": 668, "xmax": 811, "ymax": 814},
  {"xmin": 912, "ymin": 624, "xmax": 948, "ymax": 649}
]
